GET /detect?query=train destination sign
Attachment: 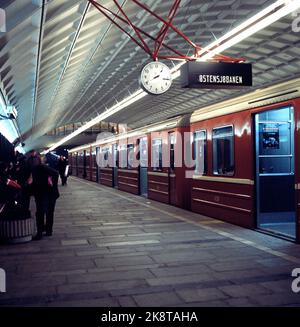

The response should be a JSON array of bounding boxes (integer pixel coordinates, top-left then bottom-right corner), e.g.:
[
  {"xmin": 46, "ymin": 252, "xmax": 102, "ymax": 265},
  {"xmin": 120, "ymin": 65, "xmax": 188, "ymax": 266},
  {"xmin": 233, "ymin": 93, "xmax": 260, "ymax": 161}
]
[{"xmin": 181, "ymin": 62, "xmax": 252, "ymax": 89}]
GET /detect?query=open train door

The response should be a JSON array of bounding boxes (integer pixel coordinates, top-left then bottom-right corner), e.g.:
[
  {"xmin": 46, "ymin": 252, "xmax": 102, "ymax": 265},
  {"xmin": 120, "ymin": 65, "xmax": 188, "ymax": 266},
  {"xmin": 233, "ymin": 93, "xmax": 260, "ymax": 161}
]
[{"xmin": 255, "ymin": 106, "xmax": 296, "ymax": 239}]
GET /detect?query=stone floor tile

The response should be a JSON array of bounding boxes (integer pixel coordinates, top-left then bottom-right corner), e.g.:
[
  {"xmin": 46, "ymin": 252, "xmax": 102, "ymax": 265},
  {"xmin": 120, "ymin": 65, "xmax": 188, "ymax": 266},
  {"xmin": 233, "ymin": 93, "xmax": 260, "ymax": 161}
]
[
  {"xmin": 219, "ymin": 283, "xmax": 272, "ymax": 298},
  {"xmin": 133, "ymin": 291, "xmax": 184, "ymax": 307},
  {"xmin": 176, "ymin": 287, "xmax": 229, "ymax": 303}
]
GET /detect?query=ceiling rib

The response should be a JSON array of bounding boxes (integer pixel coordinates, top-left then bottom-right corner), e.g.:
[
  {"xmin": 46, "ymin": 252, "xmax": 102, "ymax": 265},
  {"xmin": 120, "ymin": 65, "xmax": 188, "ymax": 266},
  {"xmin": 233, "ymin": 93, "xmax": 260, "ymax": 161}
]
[
  {"xmin": 43, "ymin": 1, "xmax": 91, "ymax": 125},
  {"xmin": 31, "ymin": 0, "xmax": 47, "ymax": 141}
]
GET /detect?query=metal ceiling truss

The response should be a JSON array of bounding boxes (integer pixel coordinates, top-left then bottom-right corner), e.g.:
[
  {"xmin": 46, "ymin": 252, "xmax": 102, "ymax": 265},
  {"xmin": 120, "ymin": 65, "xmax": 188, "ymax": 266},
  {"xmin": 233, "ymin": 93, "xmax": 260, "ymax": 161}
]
[{"xmin": 88, "ymin": 0, "xmax": 244, "ymax": 63}]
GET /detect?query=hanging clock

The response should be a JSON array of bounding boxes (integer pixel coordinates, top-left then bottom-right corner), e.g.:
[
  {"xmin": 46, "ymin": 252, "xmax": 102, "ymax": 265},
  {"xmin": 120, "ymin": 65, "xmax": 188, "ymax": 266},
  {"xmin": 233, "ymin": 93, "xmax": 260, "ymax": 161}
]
[{"xmin": 140, "ymin": 61, "xmax": 172, "ymax": 95}]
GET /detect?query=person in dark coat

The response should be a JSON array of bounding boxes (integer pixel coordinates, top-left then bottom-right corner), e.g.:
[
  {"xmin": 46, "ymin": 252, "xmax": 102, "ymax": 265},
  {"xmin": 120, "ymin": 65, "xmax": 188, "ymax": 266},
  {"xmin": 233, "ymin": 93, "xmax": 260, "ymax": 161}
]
[
  {"xmin": 57, "ymin": 155, "xmax": 68, "ymax": 186},
  {"xmin": 14, "ymin": 154, "xmax": 31, "ymax": 218},
  {"xmin": 31, "ymin": 155, "xmax": 60, "ymax": 240},
  {"xmin": 26, "ymin": 149, "xmax": 40, "ymax": 172}
]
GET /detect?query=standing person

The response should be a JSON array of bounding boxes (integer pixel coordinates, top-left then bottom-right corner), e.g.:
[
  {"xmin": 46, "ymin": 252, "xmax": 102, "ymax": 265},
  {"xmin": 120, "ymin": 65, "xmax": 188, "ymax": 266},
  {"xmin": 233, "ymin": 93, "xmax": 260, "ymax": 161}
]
[
  {"xmin": 57, "ymin": 155, "xmax": 68, "ymax": 186},
  {"xmin": 14, "ymin": 154, "xmax": 31, "ymax": 218},
  {"xmin": 26, "ymin": 149, "xmax": 39, "ymax": 172},
  {"xmin": 31, "ymin": 154, "xmax": 60, "ymax": 240},
  {"xmin": 17, "ymin": 150, "xmax": 40, "ymax": 218}
]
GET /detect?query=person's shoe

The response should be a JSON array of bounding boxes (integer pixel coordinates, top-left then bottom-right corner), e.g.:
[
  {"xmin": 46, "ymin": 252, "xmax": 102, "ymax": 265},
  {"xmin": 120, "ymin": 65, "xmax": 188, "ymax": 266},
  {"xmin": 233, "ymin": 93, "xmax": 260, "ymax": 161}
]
[
  {"xmin": 45, "ymin": 231, "xmax": 52, "ymax": 237},
  {"xmin": 33, "ymin": 234, "xmax": 43, "ymax": 241}
]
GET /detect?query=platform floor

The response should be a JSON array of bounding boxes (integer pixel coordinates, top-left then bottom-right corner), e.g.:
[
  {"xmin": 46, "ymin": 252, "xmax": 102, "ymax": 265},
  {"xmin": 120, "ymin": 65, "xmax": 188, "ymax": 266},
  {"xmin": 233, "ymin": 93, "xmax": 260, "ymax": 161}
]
[{"xmin": 1, "ymin": 177, "xmax": 300, "ymax": 307}]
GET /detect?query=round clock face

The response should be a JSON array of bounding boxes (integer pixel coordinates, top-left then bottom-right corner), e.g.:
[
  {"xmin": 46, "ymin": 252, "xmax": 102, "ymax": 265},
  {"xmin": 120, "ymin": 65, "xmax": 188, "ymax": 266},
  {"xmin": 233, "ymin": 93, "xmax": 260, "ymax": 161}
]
[{"xmin": 140, "ymin": 61, "xmax": 172, "ymax": 95}]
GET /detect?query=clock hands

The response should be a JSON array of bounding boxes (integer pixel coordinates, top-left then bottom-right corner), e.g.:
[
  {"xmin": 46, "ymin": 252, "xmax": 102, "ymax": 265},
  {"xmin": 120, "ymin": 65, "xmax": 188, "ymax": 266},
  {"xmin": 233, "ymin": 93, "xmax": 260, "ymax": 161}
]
[
  {"xmin": 150, "ymin": 68, "xmax": 164, "ymax": 81},
  {"xmin": 151, "ymin": 74, "xmax": 160, "ymax": 81}
]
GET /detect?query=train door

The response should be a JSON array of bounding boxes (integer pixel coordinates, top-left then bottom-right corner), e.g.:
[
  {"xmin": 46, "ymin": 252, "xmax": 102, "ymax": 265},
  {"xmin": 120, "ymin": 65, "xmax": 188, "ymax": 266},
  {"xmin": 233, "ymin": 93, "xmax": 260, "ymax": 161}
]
[
  {"xmin": 113, "ymin": 144, "xmax": 118, "ymax": 188},
  {"xmin": 96, "ymin": 147, "xmax": 99, "ymax": 183},
  {"xmin": 255, "ymin": 106, "xmax": 296, "ymax": 239},
  {"xmin": 169, "ymin": 132, "xmax": 176, "ymax": 205},
  {"xmin": 83, "ymin": 150, "xmax": 87, "ymax": 178},
  {"xmin": 139, "ymin": 137, "xmax": 148, "ymax": 197},
  {"xmin": 75, "ymin": 153, "xmax": 78, "ymax": 176}
]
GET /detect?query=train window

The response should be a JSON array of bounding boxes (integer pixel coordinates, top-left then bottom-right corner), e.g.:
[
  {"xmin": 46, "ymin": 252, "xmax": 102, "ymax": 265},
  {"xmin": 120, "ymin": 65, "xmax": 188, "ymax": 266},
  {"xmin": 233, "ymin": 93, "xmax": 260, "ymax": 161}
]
[
  {"xmin": 257, "ymin": 106, "xmax": 294, "ymax": 175},
  {"xmin": 140, "ymin": 137, "xmax": 148, "ymax": 168},
  {"xmin": 152, "ymin": 139, "xmax": 163, "ymax": 171},
  {"xmin": 92, "ymin": 150, "xmax": 97, "ymax": 167},
  {"xmin": 213, "ymin": 126, "xmax": 234, "ymax": 176},
  {"xmin": 127, "ymin": 144, "xmax": 134, "ymax": 169},
  {"xmin": 99, "ymin": 148, "xmax": 110, "ymax": 168},
  {"xmin": 194, "ymin": 130, "xmax": 207, "ymax": 175},
  {"xmin": 257, "ymin": 106, "xmax": 291, "ymax": 122},
  {"xmin": 86, "ymin": 152, "xmax": 90, "ymax": 167},
  {"xmin": 259, "ymin": 122, "xmax": 291, "ymax": 156},
  {"xmin": 119, "ymin": 144, "xmax": 127, "ymax": 168}
]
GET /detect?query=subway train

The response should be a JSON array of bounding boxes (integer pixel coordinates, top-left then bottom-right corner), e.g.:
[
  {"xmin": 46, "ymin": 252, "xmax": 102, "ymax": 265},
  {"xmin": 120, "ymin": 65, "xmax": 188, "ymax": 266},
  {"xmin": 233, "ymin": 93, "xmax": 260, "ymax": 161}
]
[{"xmin": 69, "ymin": 77, "xmax": 300, "ymax": 243}]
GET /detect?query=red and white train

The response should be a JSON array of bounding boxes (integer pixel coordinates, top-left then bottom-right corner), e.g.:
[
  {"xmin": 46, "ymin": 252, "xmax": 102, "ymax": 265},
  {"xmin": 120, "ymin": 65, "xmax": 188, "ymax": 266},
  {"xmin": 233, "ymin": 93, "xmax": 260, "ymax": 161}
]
[{"xmin": 69, "ymin": 78, "xmax": 300, "ymax": 243}]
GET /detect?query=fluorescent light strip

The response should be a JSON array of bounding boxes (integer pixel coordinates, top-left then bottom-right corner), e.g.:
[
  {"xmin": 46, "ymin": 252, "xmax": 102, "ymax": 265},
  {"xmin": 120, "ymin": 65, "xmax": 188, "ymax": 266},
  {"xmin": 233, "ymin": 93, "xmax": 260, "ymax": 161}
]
[
  {"xmin": 46, "ymin": 0, "xmax": 299, "ymax": 153},
  {"xmin": 198, "ymin": 0, "xmax": 300, "ymax": 61},
  {"xmin": 69, "ymin": 117, "xmax": 180, "ymax": 153},
  {"xmin": 45, "ymin": 89, "xmax": 147, "ymax": 153}
]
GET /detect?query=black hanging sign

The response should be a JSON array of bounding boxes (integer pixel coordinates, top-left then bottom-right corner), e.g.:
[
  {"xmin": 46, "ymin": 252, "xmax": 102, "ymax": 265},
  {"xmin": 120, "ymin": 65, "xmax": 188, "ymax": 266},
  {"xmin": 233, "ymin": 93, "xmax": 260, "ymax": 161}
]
[{"xmin": 181, "ymin": 62, "xmax": 252, "ymax": 89}]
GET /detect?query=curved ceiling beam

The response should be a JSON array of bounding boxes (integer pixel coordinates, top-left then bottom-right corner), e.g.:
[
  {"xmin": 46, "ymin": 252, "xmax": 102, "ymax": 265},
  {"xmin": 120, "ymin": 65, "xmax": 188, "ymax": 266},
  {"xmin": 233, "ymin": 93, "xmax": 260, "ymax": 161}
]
[
  {"xmin": 39, "ymin": 1, "xmax": 91, "ymax": 133},
  {"xmin": 30, "ymin": 0, "xmax": 47, "ymax": 143}
]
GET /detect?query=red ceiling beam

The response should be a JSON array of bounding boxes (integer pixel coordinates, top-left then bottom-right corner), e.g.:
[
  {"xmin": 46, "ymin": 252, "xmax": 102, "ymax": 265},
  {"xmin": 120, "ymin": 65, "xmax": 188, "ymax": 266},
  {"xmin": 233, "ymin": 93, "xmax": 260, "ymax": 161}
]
[{"xmin": 88, "ymin": 0, "xmax": 244, "ymax": 63}]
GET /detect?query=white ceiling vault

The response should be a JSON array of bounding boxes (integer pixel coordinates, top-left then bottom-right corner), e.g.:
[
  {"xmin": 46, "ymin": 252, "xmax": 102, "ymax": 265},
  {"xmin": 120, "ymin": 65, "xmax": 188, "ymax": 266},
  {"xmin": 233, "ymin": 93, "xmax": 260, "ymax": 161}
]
[{"xmin": 0, "ymin": 0, "xmax": 300, "ymax": 150}]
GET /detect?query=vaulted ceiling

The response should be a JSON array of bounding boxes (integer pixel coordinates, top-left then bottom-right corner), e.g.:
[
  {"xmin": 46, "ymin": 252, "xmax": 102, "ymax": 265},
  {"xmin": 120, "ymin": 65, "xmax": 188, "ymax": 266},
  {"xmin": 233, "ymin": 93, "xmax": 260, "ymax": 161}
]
[{"xmin": 0, "ymin": 0, "xmax": 299, "ymax": 151}]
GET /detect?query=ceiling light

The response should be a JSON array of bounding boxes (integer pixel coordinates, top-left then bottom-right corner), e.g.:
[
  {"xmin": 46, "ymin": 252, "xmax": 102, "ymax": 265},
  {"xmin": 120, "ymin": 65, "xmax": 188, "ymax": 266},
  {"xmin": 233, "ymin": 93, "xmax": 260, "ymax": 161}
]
[
  {"xmin": 44, "ymin": 89, "xmax": 147, "ymax": 154},
  {"xmin": 198, "ymin": 0, "xmax": 300, "ymax": 61}
]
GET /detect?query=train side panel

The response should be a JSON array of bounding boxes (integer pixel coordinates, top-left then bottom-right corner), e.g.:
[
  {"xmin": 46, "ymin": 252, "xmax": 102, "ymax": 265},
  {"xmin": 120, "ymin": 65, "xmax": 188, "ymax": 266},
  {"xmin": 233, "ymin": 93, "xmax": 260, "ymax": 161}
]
[{"xmin": 191, "ymin": 110, "xmax": 254, "ymax": 228}]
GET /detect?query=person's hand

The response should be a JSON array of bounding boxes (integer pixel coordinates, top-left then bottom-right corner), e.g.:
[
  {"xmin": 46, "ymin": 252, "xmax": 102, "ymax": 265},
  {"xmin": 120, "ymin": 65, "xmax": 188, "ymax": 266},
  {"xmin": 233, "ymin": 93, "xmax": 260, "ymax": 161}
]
[
  {"xmin": 27, "ymin": 174, "xmax": 33, "ymax": 185},
  {"xmin": 48, "ymin": 176, "xmax": 53, "ymax": 187}
]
